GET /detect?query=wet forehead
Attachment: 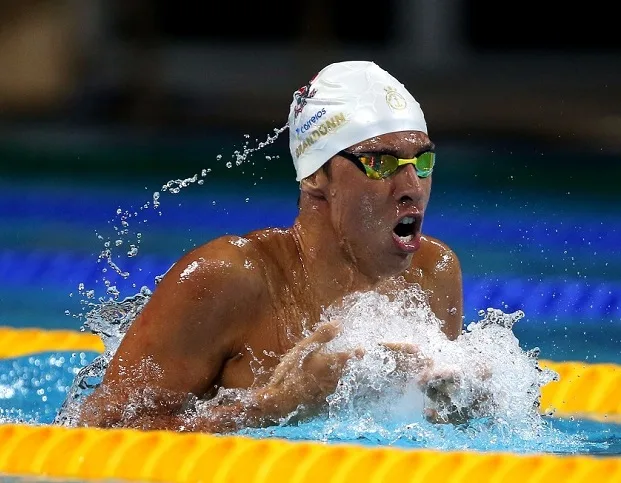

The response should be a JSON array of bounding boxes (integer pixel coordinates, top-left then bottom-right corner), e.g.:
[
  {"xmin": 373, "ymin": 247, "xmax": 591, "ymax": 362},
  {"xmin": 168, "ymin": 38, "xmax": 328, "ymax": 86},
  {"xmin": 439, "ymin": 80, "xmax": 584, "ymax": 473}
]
[{"xmin": 348, "ymin": 131, "xmax": 433, "ymax": 156}]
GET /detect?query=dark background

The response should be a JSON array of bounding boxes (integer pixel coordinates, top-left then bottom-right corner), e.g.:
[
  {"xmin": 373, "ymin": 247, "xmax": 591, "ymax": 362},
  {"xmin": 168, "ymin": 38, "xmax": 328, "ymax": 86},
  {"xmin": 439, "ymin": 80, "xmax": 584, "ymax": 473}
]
[
  {"xmin": 1, "ymin": 1, "xmax": 620, "ymax": 183},
  {"xmin": 0, "ymin": 0, "xmax": 619, "ymax": 362}
]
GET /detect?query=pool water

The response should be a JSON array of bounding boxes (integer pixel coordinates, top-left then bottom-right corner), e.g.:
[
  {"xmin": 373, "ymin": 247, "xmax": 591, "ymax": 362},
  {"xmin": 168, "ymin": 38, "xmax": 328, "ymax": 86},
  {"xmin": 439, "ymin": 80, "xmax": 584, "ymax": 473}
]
[{"xmin": 239, "ymin": 417, "xmax": 621, "ymax": 456}]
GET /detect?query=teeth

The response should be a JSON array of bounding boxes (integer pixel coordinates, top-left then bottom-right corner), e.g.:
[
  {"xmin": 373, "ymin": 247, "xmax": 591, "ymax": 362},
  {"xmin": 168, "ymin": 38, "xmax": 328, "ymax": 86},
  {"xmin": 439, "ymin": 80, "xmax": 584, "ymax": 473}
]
[
  {"xmin": 401, "ymin": 216, "xmax": 415, "ymax": 225},
  {"xmin": 399, "ymin": 234, "xmax": 413, "ymax": 242}
]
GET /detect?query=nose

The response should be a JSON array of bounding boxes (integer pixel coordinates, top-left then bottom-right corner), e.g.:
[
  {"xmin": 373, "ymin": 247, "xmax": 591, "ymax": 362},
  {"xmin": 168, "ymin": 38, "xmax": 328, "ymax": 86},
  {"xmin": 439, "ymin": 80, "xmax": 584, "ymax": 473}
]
[{"xmin": 392, "ymin": 164, "xmax": 426, "ymax": 204}]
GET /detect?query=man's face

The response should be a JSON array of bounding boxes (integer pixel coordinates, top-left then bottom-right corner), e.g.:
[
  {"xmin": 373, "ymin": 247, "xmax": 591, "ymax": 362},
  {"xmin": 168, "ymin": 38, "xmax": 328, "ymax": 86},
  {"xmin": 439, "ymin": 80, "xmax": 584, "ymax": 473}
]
[{"xmin": 325, "ymin": 130, "xmax": 433, "ymax": 278}]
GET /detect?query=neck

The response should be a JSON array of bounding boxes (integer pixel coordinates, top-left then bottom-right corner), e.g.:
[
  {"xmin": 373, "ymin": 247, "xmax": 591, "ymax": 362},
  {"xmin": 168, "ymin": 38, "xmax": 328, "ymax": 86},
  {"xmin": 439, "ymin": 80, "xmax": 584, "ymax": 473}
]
[{"xmin": 290, "ymin": 198, "xmax": 381, "ymax": 311}]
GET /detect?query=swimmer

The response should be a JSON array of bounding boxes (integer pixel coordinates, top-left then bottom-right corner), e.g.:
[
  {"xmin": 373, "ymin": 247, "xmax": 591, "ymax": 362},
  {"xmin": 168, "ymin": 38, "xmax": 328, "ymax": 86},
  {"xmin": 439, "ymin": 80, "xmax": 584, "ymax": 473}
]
[{"xmin": 77, "ymin": 61, "xmax": 469, "ymax": 431}]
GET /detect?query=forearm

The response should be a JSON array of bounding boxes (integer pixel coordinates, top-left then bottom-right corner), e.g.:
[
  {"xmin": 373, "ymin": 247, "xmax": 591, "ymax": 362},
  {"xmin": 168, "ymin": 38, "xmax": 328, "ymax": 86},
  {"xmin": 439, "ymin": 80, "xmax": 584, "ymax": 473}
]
[
  {"xmin": 187, "ymin": 386, "xmax": 302, "ymax": 433},
  {"xmin": 106, "ymin": 388, "xmax": 295, "ymax": 433},
  {"xmin": 76, "ymin": 383, "xmax": 193, "ymax": 430},
  {"xmin": 77, "ymin": 383, "xmax": 292, "ymax": 433},
  {"xmin": 77, "ymin": 400, "xmax": 260, "ymax": 433}
]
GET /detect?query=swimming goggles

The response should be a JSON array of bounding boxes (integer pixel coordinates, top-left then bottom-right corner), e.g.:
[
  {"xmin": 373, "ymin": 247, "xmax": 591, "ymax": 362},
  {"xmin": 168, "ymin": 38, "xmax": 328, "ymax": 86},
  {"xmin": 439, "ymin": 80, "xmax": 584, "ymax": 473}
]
[{"xmin": 338, "ymin": 150, "xmax": 435, "ymax": 179}]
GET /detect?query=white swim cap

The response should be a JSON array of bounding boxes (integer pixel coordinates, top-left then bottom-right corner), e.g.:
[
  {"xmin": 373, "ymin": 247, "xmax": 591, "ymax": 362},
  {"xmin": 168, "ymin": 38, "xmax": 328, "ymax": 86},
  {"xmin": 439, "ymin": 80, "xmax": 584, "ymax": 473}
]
[{"xmin": 288, "ymin": 60, "xmax": 428, "ymax": 181}]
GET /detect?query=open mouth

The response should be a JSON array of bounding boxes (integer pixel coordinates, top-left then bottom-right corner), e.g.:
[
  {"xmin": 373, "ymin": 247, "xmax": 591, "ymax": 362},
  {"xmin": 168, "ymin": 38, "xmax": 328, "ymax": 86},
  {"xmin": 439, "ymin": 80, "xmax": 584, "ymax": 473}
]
[{"xmin": 393, "ymin": 215, "xmax": 419, "ymax": 243}]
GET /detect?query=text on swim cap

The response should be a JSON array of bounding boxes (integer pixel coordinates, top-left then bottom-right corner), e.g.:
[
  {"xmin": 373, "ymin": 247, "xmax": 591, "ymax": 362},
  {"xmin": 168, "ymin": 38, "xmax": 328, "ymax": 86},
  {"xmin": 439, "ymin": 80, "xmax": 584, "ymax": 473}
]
[
  {"xmin": 294, "ymin": 112, "xmax": 347, "ymax": 158},
  {"xmin": 295, "ymin": 108, "xmax": 327, "ymax": 135}
]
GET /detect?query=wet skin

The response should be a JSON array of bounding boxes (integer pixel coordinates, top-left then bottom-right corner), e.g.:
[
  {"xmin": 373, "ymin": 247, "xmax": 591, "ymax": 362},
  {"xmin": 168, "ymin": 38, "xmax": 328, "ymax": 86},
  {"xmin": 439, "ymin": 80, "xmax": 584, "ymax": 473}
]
[{"xmin": 78, "ymin": 130, "xmax": 464, "ymax": 431}]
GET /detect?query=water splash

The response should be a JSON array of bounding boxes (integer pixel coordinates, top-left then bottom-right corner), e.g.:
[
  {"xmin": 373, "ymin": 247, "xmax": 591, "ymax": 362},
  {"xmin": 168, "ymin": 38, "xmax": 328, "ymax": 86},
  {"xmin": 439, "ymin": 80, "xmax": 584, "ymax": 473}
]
[
  {"xmin": 153, "ymin": 125, "xmax": 287, "ymax": 204},
  {"xmin": 54, "ymin": 287, "xmax": 153, "ymax": 426},
  {"xmin": 317, "ymin": 285, "xmax": 556, "ymax": 429},
  {"xmin": 237, "ymin": 284, "xmax": 589, "ymax": 453}
]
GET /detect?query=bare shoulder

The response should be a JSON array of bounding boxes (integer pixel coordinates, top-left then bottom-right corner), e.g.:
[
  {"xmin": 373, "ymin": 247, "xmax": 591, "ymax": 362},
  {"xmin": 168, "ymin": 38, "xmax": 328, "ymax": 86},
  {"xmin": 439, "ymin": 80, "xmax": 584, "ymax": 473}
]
[
  {"xmin": 121, "ymin": 231, "xmax": 276, "ymax": 349},
  {"xmin": 413, "ymin": 234, "xmax": 462, "ymax": 277},
  {"xmin": 156, "ymin": 233, "xmax": 270, "ymax": 306},
  {"xmin": 106, "ymin": 232, "xmax": 274, "ymax": 385}
]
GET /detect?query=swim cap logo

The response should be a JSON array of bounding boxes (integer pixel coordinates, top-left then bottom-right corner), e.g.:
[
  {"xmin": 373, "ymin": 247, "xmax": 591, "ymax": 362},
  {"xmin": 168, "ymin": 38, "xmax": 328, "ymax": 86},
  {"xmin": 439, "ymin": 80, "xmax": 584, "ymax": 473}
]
[
  {"xmin": 385, "ymin": 86, "xmax": 407, "ymax": 111},
  {"xmin": 294, "ymin": 112, "xmax": 347, "ymax": 158},
  {"xmin": 295, "ymin": 108, "xmax": 327, "ymax": 135},
  {"xmin": 293, "ymin": 76, "xmax": 318, "ymax": 119}
]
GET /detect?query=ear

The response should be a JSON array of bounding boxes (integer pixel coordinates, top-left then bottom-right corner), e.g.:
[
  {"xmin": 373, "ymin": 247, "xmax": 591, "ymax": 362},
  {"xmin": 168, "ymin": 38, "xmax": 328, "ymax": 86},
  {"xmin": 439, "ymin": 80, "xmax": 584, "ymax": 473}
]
[{"xmin": 300, "ymin": 168, "xmax": 329, "ymax": 199}]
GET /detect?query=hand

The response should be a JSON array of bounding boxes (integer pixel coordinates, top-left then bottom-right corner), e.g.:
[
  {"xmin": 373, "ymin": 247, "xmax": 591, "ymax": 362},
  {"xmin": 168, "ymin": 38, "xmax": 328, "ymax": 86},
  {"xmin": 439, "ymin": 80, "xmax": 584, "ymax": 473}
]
[
  {"xmin": 380, "ymin": 341, "xmax": 432, "ymax": 375},
  {"xmin": 258, "ymin": 320, "xmax": 364, "ymax": 420},
  {"xmin": 417, "ymin": 366, "xmax": 465, "ymax": 424},
  {"xmin": 381, "ymin": 342, "xmax": 489, "ymax": 424}
]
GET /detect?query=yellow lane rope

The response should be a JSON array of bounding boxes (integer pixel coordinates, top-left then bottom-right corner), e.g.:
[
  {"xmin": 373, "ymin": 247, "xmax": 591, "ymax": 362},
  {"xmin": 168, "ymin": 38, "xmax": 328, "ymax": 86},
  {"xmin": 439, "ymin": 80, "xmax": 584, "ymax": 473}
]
[
  {"xmin": 0, "ymin": 424, "xmax": 618, "ymax": 483},
  {"xmin": 0, "ymin": 326, "xmax": 104, "ymax": 357}
]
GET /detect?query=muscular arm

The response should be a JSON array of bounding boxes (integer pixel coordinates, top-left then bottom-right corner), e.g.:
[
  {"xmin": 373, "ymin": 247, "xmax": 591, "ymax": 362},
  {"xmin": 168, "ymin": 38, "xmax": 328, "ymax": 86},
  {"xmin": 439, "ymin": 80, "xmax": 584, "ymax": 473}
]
[
  {"xmin": 427, "ymin": 244, "xmax": 463, "ymax": 340},
  {"xmin": 408, "ymin": 236, "xmax": 464, "ymax": 340},
  {"xmin": 77, "ymin": 236, "xmax": 270, "ymax": 432}
]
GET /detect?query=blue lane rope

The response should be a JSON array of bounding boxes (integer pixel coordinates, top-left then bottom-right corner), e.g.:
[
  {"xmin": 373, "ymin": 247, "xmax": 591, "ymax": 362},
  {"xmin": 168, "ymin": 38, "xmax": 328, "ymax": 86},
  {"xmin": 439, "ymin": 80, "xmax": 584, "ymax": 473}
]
[
  {"xmin": 1, "ymin": 249, "xmax": 619, "ymax": 322},
  {"xmin": 1, "ymin": 187, "xmax": 620, "ymax": 253}
]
